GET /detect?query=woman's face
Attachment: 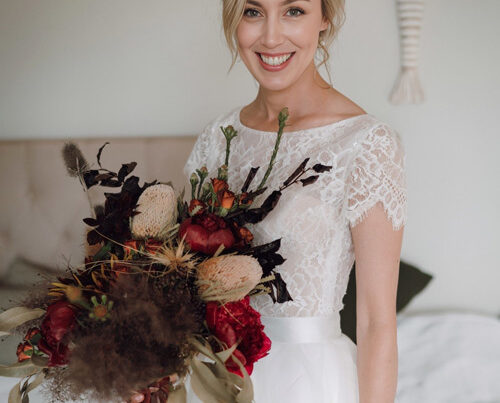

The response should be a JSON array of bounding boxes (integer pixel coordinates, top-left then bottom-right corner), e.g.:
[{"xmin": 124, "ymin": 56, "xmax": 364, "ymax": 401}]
[{"xmin": 236, "ymin": 0, "xmax": 328, "ymax": 91}]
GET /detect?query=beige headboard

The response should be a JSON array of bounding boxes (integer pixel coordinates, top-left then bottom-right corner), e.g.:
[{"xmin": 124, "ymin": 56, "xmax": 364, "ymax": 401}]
[{"xmin": 0, "ymin": 136, "xmax": 196, "ymax": 279}]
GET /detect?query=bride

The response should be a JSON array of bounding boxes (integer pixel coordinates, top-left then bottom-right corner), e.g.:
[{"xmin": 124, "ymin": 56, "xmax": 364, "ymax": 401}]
[{"xmin": 134, "ymin": 0, "xmax": 406, "ymax": 402}]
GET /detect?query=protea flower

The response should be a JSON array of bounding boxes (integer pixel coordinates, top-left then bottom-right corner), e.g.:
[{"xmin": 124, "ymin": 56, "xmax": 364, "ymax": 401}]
[
  {"xmin": 130, "ymin": 184, "xmax": 178, "ymax": 241},
  {"xmin": 196, "ymin": 255, "xmax": 262, "ymax": 302}
]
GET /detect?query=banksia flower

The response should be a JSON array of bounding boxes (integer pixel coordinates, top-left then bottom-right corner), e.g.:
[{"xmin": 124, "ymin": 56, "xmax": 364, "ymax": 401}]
[
  {"xmin": 196, "ymin": 255, "xmax": 262, "ymax": 302},
  {"xmin": 130, "ymin": 184, "xmax": 178, "ymax": 241}
]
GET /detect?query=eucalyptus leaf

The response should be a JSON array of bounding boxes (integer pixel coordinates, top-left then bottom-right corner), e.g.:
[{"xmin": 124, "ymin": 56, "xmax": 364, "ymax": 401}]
[
  {"xmin": 25, "ymin": 370, "xmax": 45, "ymax": 394},
  {"xmin": 31, "ymin": 358, "xmax": 47, "ymax": 371},
  {"xmin": 8, "ymin": 380, "xmax": 22, "ymax": 403},
  {"xmin": 0, "ymin": 361, "xmax": 39, "ymax": 378},
  {"xmin": 0, "ymin": 307, "xmax": 45, "ymax": 336},
  {"xmin": 190, "ymin": 358, "xmax": 234, "ymax": 403},
  {"xmin": 228, "ymin": 352, "xmax": 253, "ymax": 403},
  {"xmin": 165, "ymin": 383, "xmax": 186, "ymax": 403},
  {"xmin": 214, "ymin": 342, "xmax": 239, "ymax": 363}
]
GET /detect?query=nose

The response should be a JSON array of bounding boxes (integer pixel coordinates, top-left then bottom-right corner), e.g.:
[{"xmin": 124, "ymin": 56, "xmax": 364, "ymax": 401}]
[{"xmin": 261, "ymin": 16, "xmax": 285, "ymax": 49}]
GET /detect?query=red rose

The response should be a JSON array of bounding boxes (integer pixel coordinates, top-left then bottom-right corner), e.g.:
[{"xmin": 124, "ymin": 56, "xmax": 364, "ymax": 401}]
[
  {"xmin": 38, "ymin": 300, "xmax": 77, "ymax": 366},
  {"xmin": 206, "ymin": 296, "xmax": 271, "ymax": 377}
]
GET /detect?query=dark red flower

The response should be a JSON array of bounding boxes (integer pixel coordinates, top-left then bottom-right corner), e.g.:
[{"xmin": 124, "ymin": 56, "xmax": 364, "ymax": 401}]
[
  {"xmin": 205, "ymin": 296, "xmax": 271, "ymax": 377},
  {"xmin": 188, "ymin": 199, "xmax": 207, "ymax": 216},
  {"xmin": 38, "ymin": 300, "xmax": 77, "ymax": 366},
  {"xmin": 179, "ymin": 213, "xmax": 235, "ymax": 255}
]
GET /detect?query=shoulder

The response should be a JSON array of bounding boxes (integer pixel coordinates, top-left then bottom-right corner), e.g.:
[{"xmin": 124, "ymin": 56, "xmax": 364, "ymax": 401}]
[{"xmin": 352, "ymin": 116, "xmax": 406, "ymax": 160}]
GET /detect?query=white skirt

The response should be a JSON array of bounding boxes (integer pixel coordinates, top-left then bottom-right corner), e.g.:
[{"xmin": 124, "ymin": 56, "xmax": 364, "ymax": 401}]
[{"xmin": 186, "ymin": 313, "xmax": 359, "ymax": 403}]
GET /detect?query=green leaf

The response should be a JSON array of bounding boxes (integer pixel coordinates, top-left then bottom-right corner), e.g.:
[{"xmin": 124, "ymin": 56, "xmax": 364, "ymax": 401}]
[{"xmin": 0, "ymin": 307, "xmax": 45, "ymax": 337}]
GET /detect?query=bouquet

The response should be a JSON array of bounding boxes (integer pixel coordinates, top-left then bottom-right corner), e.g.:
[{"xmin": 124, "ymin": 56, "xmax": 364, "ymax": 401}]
[{"xmin": 0, "ymin": 107, "xmax": 332, "ymax": 403}]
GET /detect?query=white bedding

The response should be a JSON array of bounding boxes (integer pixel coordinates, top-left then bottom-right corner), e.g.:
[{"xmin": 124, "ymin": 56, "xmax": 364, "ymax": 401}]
[
  {"xmin": 396, "ymin": 311, "xmax": 500, "ymax": 403},
  {"xmin": 1, "ymin": 311, "xmax": 499, "ymax": 402}
]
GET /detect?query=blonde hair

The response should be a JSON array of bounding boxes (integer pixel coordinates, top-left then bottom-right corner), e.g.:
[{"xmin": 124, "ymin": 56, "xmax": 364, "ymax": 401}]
[{"xmin": 221, "ymin": 0, "xmax": 346, "ymax": 86}]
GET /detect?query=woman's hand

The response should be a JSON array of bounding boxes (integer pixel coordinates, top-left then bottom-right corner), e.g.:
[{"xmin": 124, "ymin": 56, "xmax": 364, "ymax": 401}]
[{"xmin": 122, "ymin": 391, "xmax": 146, "ymax": 403}]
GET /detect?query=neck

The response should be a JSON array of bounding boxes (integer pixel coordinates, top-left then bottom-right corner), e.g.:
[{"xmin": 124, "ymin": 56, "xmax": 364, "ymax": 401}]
[{"xmin": 252, "ymin": 61, "xmax": 333, "ymax": 124}]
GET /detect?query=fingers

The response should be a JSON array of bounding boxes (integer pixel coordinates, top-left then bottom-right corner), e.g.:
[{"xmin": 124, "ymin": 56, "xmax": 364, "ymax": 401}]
[{"xmin": 130, "ymin": 392, "xmax": 145, "ymax": 403}]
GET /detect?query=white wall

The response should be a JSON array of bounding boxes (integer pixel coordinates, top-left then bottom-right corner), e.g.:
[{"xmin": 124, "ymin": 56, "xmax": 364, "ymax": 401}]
[{"xmin": 0, "ymin": 0, "xmax": 498, "ymax": 315}]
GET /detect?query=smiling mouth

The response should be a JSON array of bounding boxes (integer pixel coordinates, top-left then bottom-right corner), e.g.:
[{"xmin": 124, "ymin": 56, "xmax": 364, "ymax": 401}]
[{"xmin": 257, "ymin": 52, "xmax": 295, "ymax": 66}]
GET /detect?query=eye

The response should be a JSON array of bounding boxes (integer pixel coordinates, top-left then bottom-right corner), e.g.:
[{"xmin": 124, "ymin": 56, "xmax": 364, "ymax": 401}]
[
  {"xmin": 243, "ymin": 8, "xmax": 260, "ymax": 18},
  {"xmin": 286, "ymin": 7, "xmax": 305, "ymax": 17}
]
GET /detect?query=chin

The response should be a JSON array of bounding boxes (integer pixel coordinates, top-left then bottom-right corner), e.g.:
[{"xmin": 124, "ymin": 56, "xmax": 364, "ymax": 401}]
[{"xmin": 254, "ymin": 74, "xmax": 297, "ymax": 92}]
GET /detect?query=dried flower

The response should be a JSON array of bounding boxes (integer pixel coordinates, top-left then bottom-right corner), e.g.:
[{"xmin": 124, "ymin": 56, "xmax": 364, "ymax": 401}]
[
  {"xmin": 131, "ymin": 184, "xmax": 178, "ymax": 241},
  {"xmin": 197, "ymin": 255, "xmax": 262, "ymax": 302}
]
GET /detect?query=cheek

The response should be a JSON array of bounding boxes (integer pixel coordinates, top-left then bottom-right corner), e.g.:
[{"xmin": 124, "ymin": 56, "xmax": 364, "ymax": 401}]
[
  {"xmin": 285, "ymin": 22, "xmax": 320, "ymax": 49},
  {"xmin": 236, "ymin": 23, "xmax": 259, "ymax": 50}
]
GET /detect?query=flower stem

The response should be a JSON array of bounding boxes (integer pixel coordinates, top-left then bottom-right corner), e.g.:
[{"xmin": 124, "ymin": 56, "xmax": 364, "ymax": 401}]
[{"xmin": 256, "ymin": 107, "xmax": 289, "ymax": 191}]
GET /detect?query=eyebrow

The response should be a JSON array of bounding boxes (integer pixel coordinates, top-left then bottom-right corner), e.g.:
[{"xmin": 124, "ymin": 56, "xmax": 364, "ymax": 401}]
[{"xmin": 245, "ymin": 0, "xmax": 310, "ymax": 7}]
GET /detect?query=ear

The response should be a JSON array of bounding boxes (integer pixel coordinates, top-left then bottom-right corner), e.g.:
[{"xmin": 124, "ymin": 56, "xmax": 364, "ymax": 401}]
[{"xmin": 320, "ymin": 17, "xmax": 329, "ymax": 32}]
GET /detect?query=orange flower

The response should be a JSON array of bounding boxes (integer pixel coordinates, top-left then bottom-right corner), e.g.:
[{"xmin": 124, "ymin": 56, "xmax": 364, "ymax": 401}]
[
  {"xmin": 211, "ymin": 178, "xmax": 229, "ymax": 194},
  {"xmin": 16, "ymin": 342, "xmax": 33, "ymax": 362},
  {"xmin": 221, "ymin": 190, "xmax": 236, "ymax": 209},
  {"xmin": 145, "ymin": 239, "xmax": 163, "ymax": 254},
  {"xmin": 124, "ymin": 240, "xmax": 138, "ymax": 255},
  {"xmin": 238, "ymin": 226, "xmax": 254, "ymax": 244}
]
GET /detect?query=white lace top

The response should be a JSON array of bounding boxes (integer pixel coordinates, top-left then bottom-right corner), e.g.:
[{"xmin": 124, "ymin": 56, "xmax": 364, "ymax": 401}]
[{"xmin": 183, "ymin": 105, "xmax": 408, "ymax": 317}]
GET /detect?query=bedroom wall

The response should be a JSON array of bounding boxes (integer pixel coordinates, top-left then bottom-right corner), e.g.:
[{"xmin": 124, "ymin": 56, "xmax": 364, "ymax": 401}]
[{"xmin": 0, "ymin": 0, "xmax": 498, "ymax": 315}]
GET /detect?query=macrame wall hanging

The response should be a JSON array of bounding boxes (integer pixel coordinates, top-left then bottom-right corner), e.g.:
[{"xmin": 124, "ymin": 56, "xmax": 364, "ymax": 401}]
[{"xmin": 390, "ymin": 0, "xmax": 425, "ymax": 104}]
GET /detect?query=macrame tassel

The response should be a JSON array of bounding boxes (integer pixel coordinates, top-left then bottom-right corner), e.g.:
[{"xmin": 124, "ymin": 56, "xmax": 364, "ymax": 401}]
[{"xmin": 390, "ymin": 0, "xmax": 425, "ymax": 104}]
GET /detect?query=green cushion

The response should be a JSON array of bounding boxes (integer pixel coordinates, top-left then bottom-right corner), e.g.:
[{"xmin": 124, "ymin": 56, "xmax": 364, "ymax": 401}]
[{"xmin": 339, "ymin": 260, "xmax": 433, "ymax": 344}]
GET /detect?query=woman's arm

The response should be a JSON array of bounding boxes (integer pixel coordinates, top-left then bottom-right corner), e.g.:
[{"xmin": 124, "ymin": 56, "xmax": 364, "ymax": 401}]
[{"xmin": 351, "ymin": 201, "xmax": 404, "ymax": 403}]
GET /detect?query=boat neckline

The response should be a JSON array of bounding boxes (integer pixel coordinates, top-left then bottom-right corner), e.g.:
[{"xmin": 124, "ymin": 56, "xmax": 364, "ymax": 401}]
[{"xmin": 235, "ymin": 106, "xmax": 372, "ymax": 135}]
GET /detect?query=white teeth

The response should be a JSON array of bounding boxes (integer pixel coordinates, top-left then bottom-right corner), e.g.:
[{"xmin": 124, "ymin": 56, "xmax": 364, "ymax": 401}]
[{"xmin": 259, "ymin": 53, "xmax": 293, "ymax": 66}]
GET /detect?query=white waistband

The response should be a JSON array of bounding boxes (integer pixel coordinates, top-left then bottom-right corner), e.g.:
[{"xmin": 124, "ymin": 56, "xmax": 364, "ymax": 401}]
[{"xmin": 260, "ymin": 312, "xmax": 342, "ymax": 343}]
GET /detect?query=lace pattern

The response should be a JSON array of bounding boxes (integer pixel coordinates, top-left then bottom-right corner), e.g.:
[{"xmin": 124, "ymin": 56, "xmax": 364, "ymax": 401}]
[{"xmin": 183, "ymin": 106, "xmax": 408, "ymax": 317}]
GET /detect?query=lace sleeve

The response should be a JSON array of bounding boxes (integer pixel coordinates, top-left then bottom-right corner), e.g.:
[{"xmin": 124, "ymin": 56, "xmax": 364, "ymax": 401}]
[{"xmin": 344, "ymin": 123, "xmax": 408, "ymax": 231}]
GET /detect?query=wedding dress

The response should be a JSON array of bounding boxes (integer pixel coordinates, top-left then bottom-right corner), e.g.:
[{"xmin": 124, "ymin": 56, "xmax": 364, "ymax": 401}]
[{"xmin": 182, "ymin": 105, "xmax": 408, "ymax": 403}]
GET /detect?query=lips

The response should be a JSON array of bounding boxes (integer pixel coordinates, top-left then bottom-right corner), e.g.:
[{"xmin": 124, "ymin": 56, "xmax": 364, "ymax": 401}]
[{"xmin": 256, "ymin": 51, "xmax": 296, "ymax": 71}]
